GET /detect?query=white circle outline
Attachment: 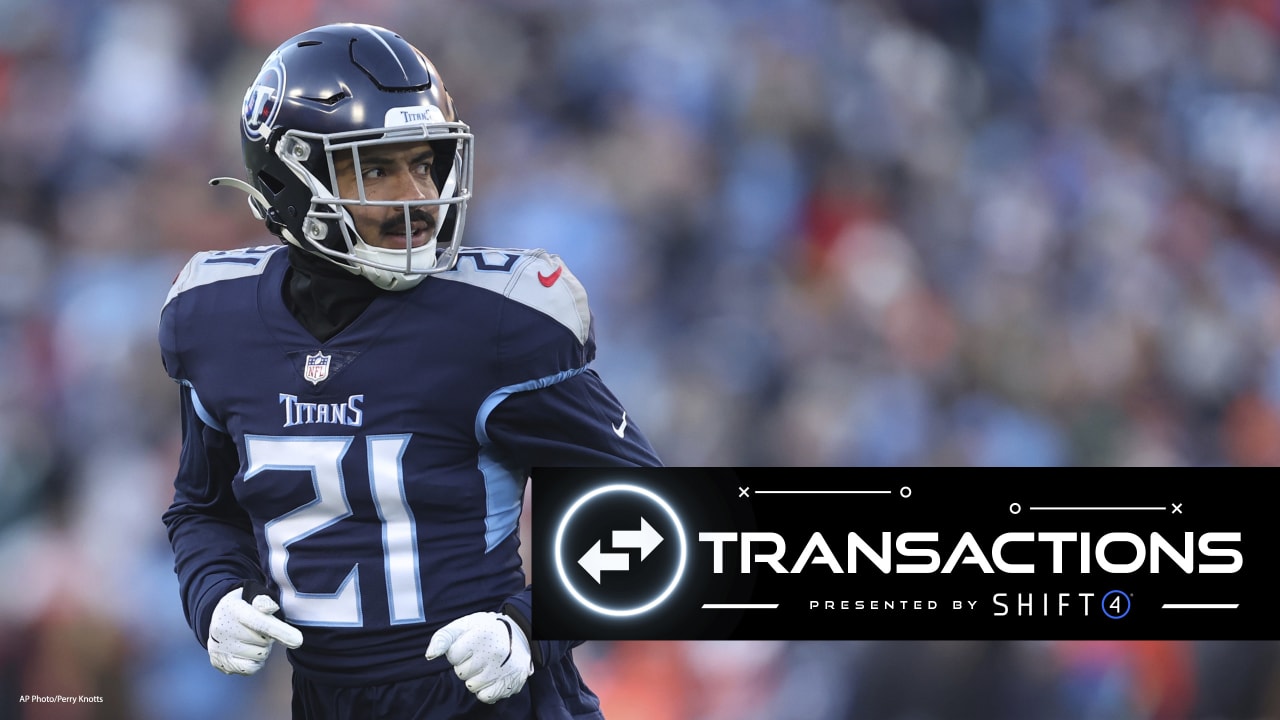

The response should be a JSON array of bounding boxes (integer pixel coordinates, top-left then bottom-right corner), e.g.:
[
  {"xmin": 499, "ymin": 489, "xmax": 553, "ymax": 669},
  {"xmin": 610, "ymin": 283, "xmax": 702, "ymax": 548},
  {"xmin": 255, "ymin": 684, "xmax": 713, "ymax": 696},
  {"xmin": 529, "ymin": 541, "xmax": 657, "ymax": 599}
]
[{"xmin": 553, "ymin": 484, "xmax": 687, "ymax": 617}]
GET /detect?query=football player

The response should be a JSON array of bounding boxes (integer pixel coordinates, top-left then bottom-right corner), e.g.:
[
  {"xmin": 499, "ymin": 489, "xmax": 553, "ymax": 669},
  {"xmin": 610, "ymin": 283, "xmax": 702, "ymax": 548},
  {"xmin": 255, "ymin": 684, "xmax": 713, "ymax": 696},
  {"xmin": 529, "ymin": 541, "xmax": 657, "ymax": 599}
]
[{"xmin": 159, "ymin": 23, "xmax": 661, "ymax": 720}]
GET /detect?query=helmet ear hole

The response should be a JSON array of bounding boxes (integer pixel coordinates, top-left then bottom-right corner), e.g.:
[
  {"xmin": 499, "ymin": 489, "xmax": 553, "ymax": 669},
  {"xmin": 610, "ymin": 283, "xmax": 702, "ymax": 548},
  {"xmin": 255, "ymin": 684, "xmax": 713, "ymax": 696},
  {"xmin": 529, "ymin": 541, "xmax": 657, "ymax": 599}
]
[
  {"xmin": 257, "ymin": 170, "xmax": 286, "ymax": 198},
  {"xmin": 251, "ymin": 170, "xmax": 293, "ymax": 238}
]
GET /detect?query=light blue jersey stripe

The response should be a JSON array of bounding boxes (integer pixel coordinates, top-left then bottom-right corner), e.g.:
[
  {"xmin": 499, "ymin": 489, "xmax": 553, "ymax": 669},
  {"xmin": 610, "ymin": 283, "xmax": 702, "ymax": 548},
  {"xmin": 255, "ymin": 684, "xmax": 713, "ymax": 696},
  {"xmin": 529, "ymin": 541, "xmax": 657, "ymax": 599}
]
[
  {"xmin": 184, "ymin": 381, "xmax": 227, "ymax": 434},
  {"xmin": 474, "ymin": 367, "xmax": 588, "ymax": 551}
]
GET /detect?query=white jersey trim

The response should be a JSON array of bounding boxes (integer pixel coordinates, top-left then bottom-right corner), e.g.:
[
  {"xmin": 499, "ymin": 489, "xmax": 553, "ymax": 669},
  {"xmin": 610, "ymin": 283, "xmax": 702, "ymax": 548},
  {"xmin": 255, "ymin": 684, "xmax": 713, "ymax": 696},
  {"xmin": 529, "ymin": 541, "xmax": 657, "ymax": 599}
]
[
  {"xmin": 163, "ymin": 245, "xmax": 283, "ymax": 311},
  {"xmin": 433, "ymin": 247, "xmax": 591, "ymax": 344}
]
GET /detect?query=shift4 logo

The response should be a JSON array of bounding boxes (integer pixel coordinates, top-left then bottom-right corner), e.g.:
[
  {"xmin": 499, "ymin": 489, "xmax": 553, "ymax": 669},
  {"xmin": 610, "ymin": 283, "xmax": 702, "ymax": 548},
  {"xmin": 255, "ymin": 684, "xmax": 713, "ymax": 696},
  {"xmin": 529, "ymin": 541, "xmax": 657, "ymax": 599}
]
[{"xmin": 552, "ymin": 484, "xmax": 687, "ymax": 617}]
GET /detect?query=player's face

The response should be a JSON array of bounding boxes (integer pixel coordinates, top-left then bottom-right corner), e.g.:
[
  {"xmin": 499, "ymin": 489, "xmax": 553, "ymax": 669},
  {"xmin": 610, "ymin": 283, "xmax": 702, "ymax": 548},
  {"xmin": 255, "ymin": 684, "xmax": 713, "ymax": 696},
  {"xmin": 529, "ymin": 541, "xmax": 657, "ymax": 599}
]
[{"xmin": 333, "ymin": 141, "xmax": 440, "ymax": 250}]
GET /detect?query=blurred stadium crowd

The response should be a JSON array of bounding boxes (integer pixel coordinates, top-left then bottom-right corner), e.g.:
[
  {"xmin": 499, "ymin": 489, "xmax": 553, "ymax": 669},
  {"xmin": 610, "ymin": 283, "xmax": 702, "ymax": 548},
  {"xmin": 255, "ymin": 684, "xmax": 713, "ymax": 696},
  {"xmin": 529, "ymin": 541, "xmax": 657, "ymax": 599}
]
[{"xmin": 3, "ymin": 0, "xmax": 1280, "ymax": 718}]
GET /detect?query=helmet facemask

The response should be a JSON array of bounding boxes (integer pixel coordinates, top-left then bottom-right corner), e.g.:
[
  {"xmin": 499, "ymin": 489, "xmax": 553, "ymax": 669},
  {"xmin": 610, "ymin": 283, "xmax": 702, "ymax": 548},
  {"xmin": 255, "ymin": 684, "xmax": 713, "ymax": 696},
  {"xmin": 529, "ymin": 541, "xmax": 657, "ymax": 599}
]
[{"xmin": 276, "ymin": 117, "xmax": 473, "ymax": 291}]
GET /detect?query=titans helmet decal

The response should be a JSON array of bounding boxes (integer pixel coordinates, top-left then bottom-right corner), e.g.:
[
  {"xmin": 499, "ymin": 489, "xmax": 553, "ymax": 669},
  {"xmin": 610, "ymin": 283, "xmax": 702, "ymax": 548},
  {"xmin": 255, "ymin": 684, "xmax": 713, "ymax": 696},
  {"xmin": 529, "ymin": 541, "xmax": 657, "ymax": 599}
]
[{"xmin": 243, "ymin": 53, "xmax": 285, "ymax": 141}]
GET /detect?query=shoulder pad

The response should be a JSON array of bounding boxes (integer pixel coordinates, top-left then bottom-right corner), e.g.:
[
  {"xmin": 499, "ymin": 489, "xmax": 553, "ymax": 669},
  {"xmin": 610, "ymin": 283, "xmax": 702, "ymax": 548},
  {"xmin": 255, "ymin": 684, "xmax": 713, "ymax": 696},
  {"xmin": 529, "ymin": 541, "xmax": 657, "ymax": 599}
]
[
  {"xmin": 162, "ymin": 245, "xmax": 282, "ymax": 310},
  {"xmin": 436, "ymin": 248, "xmax": 591, "ymax": 344}
]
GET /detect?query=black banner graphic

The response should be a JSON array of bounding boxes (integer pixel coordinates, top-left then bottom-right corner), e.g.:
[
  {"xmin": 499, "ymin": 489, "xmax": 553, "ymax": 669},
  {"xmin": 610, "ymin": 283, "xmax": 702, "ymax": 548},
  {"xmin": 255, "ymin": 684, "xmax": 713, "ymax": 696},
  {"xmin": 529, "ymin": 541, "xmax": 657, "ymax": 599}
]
[{"xmin": 530, "ymin": 468, "xmax": 1271, "ymax": 641}]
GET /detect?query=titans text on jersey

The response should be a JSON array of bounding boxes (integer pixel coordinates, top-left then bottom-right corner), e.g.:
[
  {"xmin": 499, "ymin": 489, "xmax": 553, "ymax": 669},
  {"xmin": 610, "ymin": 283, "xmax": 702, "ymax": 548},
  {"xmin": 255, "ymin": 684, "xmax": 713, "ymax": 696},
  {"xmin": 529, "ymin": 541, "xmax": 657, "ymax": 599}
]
[
  {"xmin": 159, "ymin": 244, "xmax": 660, "ymax": 688},
  {"xmin": 280, "ymin": 393, "xmax": 365, "ymax": 427}
]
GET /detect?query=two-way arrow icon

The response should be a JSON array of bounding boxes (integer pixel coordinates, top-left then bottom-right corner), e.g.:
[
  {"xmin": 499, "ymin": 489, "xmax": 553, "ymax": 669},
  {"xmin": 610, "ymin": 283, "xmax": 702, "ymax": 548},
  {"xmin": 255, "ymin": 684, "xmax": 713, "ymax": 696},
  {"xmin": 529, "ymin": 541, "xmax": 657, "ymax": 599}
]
[{"xmin": 578, "ymin": 517, "xmax": 664, "ymax": 583}]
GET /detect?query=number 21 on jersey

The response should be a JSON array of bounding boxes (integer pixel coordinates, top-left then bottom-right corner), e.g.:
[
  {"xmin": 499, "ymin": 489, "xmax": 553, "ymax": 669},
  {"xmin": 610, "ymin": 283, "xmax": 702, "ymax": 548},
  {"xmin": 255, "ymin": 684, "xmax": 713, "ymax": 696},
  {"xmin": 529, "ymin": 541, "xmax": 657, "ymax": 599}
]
[{"xmin": 244, "ymin": 434, "xmax": 423, "ymax": 627}]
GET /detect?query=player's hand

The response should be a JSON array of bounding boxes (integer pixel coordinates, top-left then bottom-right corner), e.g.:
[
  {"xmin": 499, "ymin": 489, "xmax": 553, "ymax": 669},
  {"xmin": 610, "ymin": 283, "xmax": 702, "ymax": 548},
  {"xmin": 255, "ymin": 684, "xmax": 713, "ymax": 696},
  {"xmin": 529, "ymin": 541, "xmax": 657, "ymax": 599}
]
[
  {"xmin": 207, "ymin": 585, "xmax": 304, "ymax": 676},
  {"xmin": 425, "ymin": 612, "xmax": 533, "ymax": 703}
]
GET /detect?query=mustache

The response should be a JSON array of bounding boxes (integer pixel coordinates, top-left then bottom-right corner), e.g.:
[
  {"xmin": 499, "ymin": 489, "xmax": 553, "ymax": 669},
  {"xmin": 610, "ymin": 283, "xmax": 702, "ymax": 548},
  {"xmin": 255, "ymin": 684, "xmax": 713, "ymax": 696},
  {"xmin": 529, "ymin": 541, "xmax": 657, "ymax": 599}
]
[{"xmin": 380, "ymin": 209, "xmax": 437, "ymax": 237}]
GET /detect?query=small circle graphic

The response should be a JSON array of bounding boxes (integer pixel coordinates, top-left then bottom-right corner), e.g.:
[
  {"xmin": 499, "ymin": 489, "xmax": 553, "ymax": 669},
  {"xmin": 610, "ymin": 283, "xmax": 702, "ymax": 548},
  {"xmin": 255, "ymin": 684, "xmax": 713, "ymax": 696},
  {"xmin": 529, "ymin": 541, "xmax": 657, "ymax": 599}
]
[
  {"xmin": 554, "ymin": 484, "xmax": 687, "ymax": 617},
  {"xmin": 1101, "ymin": 590, "xmax": 1131, "ymax": 619}
]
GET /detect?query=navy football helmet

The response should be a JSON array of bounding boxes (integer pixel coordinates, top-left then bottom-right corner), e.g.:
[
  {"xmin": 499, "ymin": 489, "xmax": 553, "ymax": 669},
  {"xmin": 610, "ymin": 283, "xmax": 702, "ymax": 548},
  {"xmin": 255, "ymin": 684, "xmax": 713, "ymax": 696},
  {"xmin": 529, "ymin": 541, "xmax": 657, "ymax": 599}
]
[{"xmin": 214, "ymin": 23, "xmax": 473, "ymax": 290}]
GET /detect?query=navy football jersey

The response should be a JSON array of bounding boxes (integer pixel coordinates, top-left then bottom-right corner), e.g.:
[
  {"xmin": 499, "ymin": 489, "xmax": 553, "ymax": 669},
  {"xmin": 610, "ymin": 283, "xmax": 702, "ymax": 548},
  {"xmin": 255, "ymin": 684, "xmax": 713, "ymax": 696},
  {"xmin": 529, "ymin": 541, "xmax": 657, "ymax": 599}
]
[{"xmin": 159, "ymin": 244, "xmax": 660, "ymax": 689}]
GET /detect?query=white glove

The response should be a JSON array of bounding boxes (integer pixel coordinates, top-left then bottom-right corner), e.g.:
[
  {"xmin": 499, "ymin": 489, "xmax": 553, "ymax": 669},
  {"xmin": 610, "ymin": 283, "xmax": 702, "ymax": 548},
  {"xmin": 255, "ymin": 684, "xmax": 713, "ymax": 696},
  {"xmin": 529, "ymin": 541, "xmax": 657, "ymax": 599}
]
[
  {"xmin": 207, "ymin": 586, "xmax": 304, "ymax": 675},
  {"xmin": 425, "ymin": 612, "xmax": 534, "ymax": 703}
]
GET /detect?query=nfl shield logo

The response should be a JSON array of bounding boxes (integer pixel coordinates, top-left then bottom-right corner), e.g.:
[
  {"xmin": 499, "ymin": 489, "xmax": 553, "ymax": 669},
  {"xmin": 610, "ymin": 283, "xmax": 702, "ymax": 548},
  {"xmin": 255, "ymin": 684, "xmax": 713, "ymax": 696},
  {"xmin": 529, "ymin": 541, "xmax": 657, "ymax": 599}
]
[{"xmin": 303, "ymin": 351, "xmax": 331, "ymax": 385}]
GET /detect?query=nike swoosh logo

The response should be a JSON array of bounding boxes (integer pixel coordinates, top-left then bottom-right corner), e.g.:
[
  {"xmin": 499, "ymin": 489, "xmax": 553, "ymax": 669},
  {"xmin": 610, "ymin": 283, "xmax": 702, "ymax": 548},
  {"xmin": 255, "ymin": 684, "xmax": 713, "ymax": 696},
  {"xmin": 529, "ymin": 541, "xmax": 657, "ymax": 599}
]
[
  {"xmin": 538, "ymin": 266, "xmax": 563, "ymax": 287},
  {"xmin": 612, "ymin": 412, "xmax": 627, "ymax": 438}
]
